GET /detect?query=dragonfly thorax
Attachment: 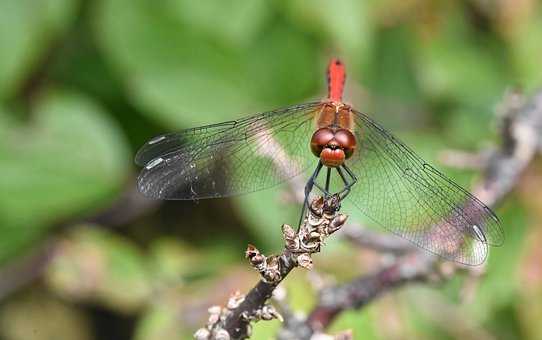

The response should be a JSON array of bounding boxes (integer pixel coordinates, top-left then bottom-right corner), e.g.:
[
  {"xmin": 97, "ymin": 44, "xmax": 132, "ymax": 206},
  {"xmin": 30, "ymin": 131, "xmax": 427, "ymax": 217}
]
[{"xmin": 310, "ymin": 127, "xmax": 356, "ymax": 167}]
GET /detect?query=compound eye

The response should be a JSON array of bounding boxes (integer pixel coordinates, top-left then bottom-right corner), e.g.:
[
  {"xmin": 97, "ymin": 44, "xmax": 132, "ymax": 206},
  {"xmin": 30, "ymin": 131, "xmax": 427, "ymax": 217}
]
[
  {"xmin": 310, "ymin": 128, "xmax": 335, "ymax": 157},
  {"xmin": 334, "ymin": 129, "xmax": 356, "ymax": 158}
]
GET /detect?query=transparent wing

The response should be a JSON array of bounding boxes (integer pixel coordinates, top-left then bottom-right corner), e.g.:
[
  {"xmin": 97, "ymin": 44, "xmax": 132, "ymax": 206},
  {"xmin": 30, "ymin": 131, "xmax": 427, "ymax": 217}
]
[
  {"xmin": 345, "ymin": 109, "xmax": 504, "ymax": 265},
  {"xmin": 135, "ymin": 102, "xmax": 322, "ymax": 199}
]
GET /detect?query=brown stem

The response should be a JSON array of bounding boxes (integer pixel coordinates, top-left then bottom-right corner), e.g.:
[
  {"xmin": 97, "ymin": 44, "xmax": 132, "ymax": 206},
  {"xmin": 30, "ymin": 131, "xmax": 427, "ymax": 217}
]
[
  {"xmin": 223, "ymin": 257, "xmax": 295, "ymax": 339},
  {"xmin": 196, "ymin": 196, "xmax": 347, "ymax": 339}
]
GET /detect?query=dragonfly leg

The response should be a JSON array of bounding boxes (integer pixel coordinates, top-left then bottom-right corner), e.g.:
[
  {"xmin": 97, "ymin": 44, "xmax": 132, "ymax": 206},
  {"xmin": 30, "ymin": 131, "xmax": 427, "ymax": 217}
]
[
  {"xmin": 336, "ymin": 164, "xmax": 358, "ymax": 201},
  {"xmin": 298, "ymin": 161, "xmax": 324, "ymax": 227},
  {"xmin": 325, "ymin": 167, "xmax": 331, "ymax": 192},
  {"xmin": 342, "ymin": 163, "xmax": 358, "ymax": 181},
  {"xmin": 311, "ymin": 177, "xmax": 333, "ymax": 197},
  {"xmin": 311, "ymin": 166, "xmax": 334, "ymax": 197}
]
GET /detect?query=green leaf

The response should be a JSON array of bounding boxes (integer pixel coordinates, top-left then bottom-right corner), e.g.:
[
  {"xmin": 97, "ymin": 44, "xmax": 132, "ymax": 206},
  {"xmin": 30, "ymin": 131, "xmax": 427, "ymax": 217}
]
[
  {"xmin": 285, "ymin": 0, "xmax": 374, "ymax": 56},
  {"xmin": 0, "ymin": 0, "xmax": 79, "ymax": 99},
  {"xmin": 413, "ymin": 8, "xmax": 509, "ymax": 108},
  {"xmin": 166, "ymin": 0, "xmax": 270, "ymax": 47},
  {"xmin": 509, "ymin": 13, "xmax": 542, "ymax": 90},
  {"xmin": 93, "ymin": 0, "xmax": 320, "ymax": 128},
  {"xmin": 0, "ymin": 90, "xmax": 130, "ymax": 264}
]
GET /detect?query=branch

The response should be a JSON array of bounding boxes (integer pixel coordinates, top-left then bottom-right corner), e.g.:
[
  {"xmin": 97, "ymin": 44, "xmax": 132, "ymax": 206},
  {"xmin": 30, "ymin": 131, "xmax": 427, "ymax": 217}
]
[
  {"xmin": 308, "ymin": 253, "xmax": 436, "ymax": 331},
  {"xmin": 284, "ymin": 88, "xmax": 542, "ymax": 338},
  {"xmin": 195, "ymin": 195, "xmax": 347, "ymax": 340}
]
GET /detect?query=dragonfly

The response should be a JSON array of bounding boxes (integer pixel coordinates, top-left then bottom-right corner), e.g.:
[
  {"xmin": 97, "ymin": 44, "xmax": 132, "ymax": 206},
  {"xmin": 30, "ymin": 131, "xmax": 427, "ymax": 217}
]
[{"xmin": 135, "ymin": 59, "xmax": 504, "ymax": 266}]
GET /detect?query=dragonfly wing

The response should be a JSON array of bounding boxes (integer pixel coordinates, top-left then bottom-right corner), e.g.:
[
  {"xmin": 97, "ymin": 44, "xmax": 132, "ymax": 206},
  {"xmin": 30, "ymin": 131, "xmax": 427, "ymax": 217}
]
[
  {"xmin": 135, "ymin": 123, "xmax": 238, "ymax": 167},
  {"xmin": 136, "ymin": 102, "xmax": 322, "ymax": 200},
  {"xmin": 346, "ymin": 109, "xmax": 504, "ymax": 265}
]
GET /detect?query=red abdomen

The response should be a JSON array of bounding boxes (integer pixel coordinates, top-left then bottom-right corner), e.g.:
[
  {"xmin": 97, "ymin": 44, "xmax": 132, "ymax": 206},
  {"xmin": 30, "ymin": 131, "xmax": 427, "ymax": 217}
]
[{"xmin": 327, "ymin": 59, "xmax": 345, "ymax": 102}]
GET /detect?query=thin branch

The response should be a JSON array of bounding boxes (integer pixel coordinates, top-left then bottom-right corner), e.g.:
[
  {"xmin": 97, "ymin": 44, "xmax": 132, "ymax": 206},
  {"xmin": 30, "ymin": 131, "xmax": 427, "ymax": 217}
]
[
  {"xmin": 306, "ymin": 253, "xmax": 436, "ymax": 332},
  {"xmin": 195, "ymin": 195, "xmax": 347, "ymax": 340}
]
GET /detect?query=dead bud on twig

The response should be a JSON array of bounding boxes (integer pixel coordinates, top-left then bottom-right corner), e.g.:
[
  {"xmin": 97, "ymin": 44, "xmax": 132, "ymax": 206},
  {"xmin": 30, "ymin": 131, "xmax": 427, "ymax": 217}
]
[
  {"xmin": 194, "ymin": 291, "xmax": 283, "ymax": 340},
  {"xmin": 247, "ymin": 195, "xmax": 347, "ymax": 282}
]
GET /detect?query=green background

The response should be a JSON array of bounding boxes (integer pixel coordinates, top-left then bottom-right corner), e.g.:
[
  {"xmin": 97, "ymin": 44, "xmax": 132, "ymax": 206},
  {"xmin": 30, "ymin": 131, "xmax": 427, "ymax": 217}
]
[{"xmin": 1, "ymin": 0, "xmax": 541, "ymax": 339}]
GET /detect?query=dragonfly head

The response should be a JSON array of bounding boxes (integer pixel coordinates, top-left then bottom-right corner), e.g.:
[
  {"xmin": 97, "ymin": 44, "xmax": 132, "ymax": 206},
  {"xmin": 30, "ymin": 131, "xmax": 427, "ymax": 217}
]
[{"xmin": 310, "ymin": 127, "xmax": 356, "ymax": 167}]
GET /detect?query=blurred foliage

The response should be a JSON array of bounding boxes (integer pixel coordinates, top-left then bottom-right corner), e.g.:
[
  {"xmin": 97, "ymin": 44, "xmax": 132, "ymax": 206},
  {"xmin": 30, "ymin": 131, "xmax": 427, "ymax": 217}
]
[
  {"xmin": 0, "ymin": 91, "xmax": 129, "ymax": 262},
  {"xmin": 0, "ymin": 0, "xmax": 541, "ymax": 339}
]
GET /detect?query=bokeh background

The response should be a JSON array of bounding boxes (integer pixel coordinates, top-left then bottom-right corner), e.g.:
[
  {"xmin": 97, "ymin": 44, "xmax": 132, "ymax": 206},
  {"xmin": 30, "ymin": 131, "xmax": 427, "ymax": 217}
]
[{"xmin": 1, "ymin": 0, "xmax": 542, "ymax": 339}]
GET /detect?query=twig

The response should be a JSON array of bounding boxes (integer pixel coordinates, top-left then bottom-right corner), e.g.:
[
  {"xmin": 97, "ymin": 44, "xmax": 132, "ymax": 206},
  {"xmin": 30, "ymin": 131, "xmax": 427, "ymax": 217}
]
[
  {"xmin": 195, "ymin": 195, "xmax": 347, "ymax": 340},
  {"xmin": 307, "ymin": 253, "xmax": 438, "ymax": 332},
  {"xmin": 474, "ymin": 89, "xmax": 542, "ymax": 207},
  {"xmin": 283, "ymin": 88, "xmax": 542, "ymax": 338}
]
